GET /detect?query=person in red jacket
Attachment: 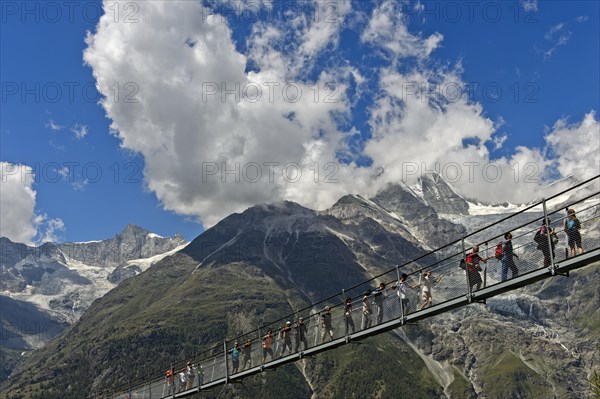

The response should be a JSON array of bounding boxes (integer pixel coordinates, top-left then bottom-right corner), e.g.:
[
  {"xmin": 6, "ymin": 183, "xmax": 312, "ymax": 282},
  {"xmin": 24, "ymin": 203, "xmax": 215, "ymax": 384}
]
[{"xmin": 466, "ymin": 245, "xmax": 491, "ymax": 291}]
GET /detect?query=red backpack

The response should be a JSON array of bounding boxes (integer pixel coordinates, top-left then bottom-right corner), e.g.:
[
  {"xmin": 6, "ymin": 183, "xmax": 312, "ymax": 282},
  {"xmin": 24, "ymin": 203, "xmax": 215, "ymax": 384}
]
[{"xmin": 495, "ymin": 243, "xmax": 504, "ymax": 260}]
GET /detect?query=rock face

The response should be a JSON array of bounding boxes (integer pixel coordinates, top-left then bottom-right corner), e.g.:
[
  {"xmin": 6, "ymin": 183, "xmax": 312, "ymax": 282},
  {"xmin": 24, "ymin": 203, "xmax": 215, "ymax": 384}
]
[
  {"xmin": 107, "ymin": 264, "xmax": 143, "ymax": 284},
  {"xmin": 58, "ymin": 224, "xmax": 185, "ymax": 268},
  {"xmin": 420, "ymin": 173, "xmax": 470, "ymax": 215},
  {"xmin": 371, "ymin": 182, "xmax": 467, "ymax": 249},
  {"xmin": 0, "ymin": 225, "xmax": 187, "ymax": 384},
  {"xmin": 1, "ymin": 183, "xmax": 597, "ymax": 399}
]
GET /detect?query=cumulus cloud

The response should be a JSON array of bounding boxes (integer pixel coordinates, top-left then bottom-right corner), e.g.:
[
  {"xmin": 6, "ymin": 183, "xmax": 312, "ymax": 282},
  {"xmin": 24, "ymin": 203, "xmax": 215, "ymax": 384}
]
[
  {"xmin": 361, "ymin": 0, "xmax": 443, "ymax": 59},
  {"xmin": 83, "ymin": 1, "xmax": 597, "ymax": 227},
  {"xmin": 84, "ymin": 1, "xmax": 357, "ymax": 226},
  {"xmin": 360, "ymin": 67, "xmax": 553, "ymax": 204},
  {"xmin": 0, "ymin": 162, "xmax": 65, "ymax": 244},
  {"xmin": 545, "ymin": 111, "xmax": 600, "ymax": 181},
  {"xmin": 35, "ymin": 215, "xmax": 66, "ymax": 244},
  {"xmin": 1, "ymin": 162, "xmax": 38, "ymax": 243}
]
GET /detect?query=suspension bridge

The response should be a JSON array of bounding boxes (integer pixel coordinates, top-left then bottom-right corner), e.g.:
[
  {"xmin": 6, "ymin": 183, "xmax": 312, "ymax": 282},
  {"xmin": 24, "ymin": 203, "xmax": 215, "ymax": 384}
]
[{"xmin": 103, "ymin": 175, "xmax": 600, "ymax": 399}]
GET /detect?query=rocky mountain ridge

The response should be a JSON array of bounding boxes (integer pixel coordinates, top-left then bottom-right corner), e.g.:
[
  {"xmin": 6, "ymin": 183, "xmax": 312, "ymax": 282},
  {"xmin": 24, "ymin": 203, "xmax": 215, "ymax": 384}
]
[{"xmin": 0, "ymin": 225, "xmax": 187, "ymax": 383}]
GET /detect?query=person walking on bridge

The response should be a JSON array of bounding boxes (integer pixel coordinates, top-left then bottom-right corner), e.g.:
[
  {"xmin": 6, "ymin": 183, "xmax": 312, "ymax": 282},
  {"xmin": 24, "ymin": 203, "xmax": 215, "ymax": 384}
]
[
  {"xmin": 165, "ymin": 367, "xmax": 175, "ymax": 396},
  {"xmin": 362, "ymin": 293, "xmax": 373, "ymax": 330},
  {"xmin": 228, "ymin": 342, "xmax": 241, "ymax": 374},
  {"xmin": 344, "ymin": 297, "xmax": 356, "ymax": 334},
  {"xmin": 185, "ymin": 362, "xmax": 195, "ymax": 390},
  {"xmin": 414, "ymin": 271, "xmax": 442, "ymax": 310},
  {"xmin": 279, "ymin": 321, "xmax": 293, "ymax": 358},
  {"xmin": 536, "ymin": 220, "xmax": 557, "ymax": 267},
  {"xmin": 242, "ymin": 339, "xmax": 252, "ymax": 370},
  {"xmin": 501, "ymin": 232, "xmax": 519, "ymax": 281},
  {"xmin": 372, "ymin": 282, "xmax": 387, "ymax": 324},
  {"xmin": 294, "ymin": 317, "xmax": 309, "ymax": 352},
  {"xmin": 262, "ymin": 330, "xmax": 274, "ymax": 363},
  {"xmin": 393, "ymin": 273, "xmax": 412, "ymax": 315},
  {"xmin": 466, "ymin": 245, "xmax": 490, "ymax": 291},
  {"xmin": 321, "ymin": 306, "xmax": 334, "ymax": 343},
  {"xmin": 564, "ymin": 209, "xmax": 583, "ymax": 257}
]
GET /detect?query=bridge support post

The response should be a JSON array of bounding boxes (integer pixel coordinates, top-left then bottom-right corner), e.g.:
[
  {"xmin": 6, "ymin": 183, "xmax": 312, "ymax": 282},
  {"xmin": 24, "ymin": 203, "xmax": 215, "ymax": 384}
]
[
  {"xmin": 542, "ymin": 199, "xmax": 557, "ymax": 275},
  {"xmin": 396, "ymin": 265, "xmax": 405, "ymax": 323},
  {"xmin": 224, "ymin": 340, "xmax": 229, "ymax": 385},
  {"xmin": 258, "ymin": 326, "xmax": 265, "ymax": 371},
  {"xmin": 342, "ymin": 289, "xmax": 350, "ymax": 343}
]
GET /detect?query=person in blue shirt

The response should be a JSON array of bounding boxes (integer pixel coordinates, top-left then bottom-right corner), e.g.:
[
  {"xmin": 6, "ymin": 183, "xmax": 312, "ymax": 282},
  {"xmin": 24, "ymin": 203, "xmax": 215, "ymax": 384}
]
[
  {"xmin": 228, "ymin": 342, "xmax": 241, "ymax": 374},
  {"xmin": 564, "ymin": 209, "xmax": 583, "ymax": 257}
]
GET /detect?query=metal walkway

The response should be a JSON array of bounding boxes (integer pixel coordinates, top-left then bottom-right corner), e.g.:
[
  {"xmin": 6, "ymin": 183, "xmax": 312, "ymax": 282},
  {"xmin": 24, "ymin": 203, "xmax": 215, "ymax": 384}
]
[{"xmin": 105, "ymin": 176, "xmax": 600, "ymax": 399}]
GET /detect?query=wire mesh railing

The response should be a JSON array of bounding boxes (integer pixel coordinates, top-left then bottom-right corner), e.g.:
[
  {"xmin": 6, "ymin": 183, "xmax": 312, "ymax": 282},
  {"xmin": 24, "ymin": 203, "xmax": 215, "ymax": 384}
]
[{"xmin": 100, "ymin": 175, "xmax": 600, "ymax": 399}]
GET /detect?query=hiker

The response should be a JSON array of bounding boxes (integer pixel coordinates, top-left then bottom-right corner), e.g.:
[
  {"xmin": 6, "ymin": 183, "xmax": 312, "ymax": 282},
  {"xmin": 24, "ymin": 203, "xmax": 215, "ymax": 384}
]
[
  {"xmin": 564, "ymin": 208, "xmax": 583, "ymax": 257},
  {"xmin": 372, "ymin": 282, "xmax": 387, "ymax": 324},
  {"xmin": 501, "ymin": 232, "xmax": 519, "ymax": 281},
  {"xmin": 361, "ymin": 293, "xmax": 373, "ymax": 330},
  {"xmin": 536, "ymin": 220, "xmax": 557, "ymax": 267},
  {"xmin": 279, "ymin": 321, "xmax": 293, "ymax": 358},
  {"xmin": 185, "ymin": 362, "xmax": 195, "ymax": 389},
  {"xmin": 165, "ymin": 368, "xmax": 175, "ymax": 395},
  {"xmin": 262, "ymin": 330, "xmax": 274, "ymax": 363},
  {"xmin": 413, "ymin": 271, "xmax": 442, "ymax": 310},
  {"xmin": 393, "ymin": 273, "xmax": 411, "ymax": 315},
  {"xmin": 178, "ymin": 370, "xmax": 186, "ymax": 392},
  {"xmin": 344, "ymin": 297, "xmax": 356, "ymax": 334},
  {"xmin": 294, "ymin": 317, "xmax": 309, "ymax": 352},
  {"xmin": 196, "ymin": 364, "xmax": 204, "ymax": 386},
  {"xmin": 465, "ymin": 245, "xmax": 490, "ymax": 291},
  {"xmin": 242, "ymin": 339, "xmax": 252, "ymax": 370},
  {"xmin": 228, "ymin": 341, "xmax": 241, "ymax": 374},
  {"xmin": 321, "ymin": 306, "xmax": 334, "ymax": 343}
]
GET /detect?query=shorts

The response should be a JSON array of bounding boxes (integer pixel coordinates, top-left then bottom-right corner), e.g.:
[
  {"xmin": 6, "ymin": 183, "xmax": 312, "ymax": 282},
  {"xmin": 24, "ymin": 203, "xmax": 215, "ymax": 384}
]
[
  {"xmin": 567, "ymin": 230, "xmax": 582, "ymax": 249},
  {"xmin": 421, "ymin": 287, "xmax": 431, "ymax": 301}
]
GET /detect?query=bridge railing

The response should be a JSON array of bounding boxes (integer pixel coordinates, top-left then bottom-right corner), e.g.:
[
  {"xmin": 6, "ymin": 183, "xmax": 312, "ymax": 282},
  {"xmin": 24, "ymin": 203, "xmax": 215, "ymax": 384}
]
[{"xmin": 105, "ymin": 175, "xmax": 600, "ymax": 399}]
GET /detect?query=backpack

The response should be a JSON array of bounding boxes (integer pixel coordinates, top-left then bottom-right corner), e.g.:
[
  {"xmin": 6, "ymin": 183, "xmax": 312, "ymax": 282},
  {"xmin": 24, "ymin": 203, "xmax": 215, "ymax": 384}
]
[
  {"xmin": 495, "ymin": 243, "xmax": 504, "ymax": 260},
  {"xmin": 566, "ymin": 218, "xmax": 576, "ymax": 230},
  {"xmin": 534, "ymin": 229, "xmax": 544, "ymax": 244},
  {"xmin": 459, "ymin": 259, "xmax": 466, "ymax": 270}
]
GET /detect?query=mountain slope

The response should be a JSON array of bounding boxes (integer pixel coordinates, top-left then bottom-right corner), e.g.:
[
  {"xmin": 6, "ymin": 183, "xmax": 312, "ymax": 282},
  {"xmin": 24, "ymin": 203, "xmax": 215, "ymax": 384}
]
[{"xmin": 0, "ymin": 226, "xmax": 187, "ymax": 386}]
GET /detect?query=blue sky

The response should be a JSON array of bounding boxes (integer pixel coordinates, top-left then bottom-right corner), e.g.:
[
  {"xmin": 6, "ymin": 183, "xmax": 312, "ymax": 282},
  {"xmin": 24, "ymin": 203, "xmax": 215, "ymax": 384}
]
[{"xmin": 1, "ymin": 0, "xmax": 599, "ymax": 244}]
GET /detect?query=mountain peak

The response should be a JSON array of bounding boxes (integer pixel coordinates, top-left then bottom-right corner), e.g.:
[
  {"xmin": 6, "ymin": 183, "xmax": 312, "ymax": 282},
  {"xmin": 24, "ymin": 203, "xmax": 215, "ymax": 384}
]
[
  {"xmin": 120, "ymin": 224, "xmax": 150, "ymax": 236},
  {"xmin": 419, "ymin": 172, "xmax": 469, "ymax": 215}
]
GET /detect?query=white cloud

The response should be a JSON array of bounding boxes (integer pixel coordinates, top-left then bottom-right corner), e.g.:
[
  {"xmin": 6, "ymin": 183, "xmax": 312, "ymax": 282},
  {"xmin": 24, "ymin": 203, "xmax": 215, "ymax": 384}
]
[
  {"xmin": 71, "ymin": 123, "xmax": 88, "ymax": 139},
  {"xmin": 298, "ymin": 0, "xmax": 352, "ymax": 59},
  {"xmin": 541, "ymin": 22, "xmax": 571, "ymax": 60},
  {"xmin": 34, "ymin": 214, "xmax": 66, "ymax": 244},
  {"xmin": 545, "ymin": 111, "xmax": 600, "ymax": 181},
  {"xmin": 84, "ymin": 0, "xmax": 354, "ymax": 226},
  {"xmin": 46, "ymin": 119, "xmax": 64, "ymax": 131},
  {"xmin": 1, "ymin": 162, "xmax": 38, "ymax": 244},
  {"xmin": 83, "ymin": 0, "xmax": 598, "ymax": 227},
  {"xmin": 361, "ymin": 0, "xmax": 443, "ymax": 59},
  {"xmin": 492, "ymin": 134, "xmax": 508, "ymax": 150},
  {"xmin": 72, "ymin": 179, "xmax": 89, "ymax": 192},
  {"xmin": 521, "ymin": 0, "xmax": 538, "ymax": 12},
  {"xmin": 0, "ymin": 162, "xmax": 66, "ymax": 244},
  {"xmin": 576, "ymin": 16, "xmax": 589, "ymax": 23}
]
